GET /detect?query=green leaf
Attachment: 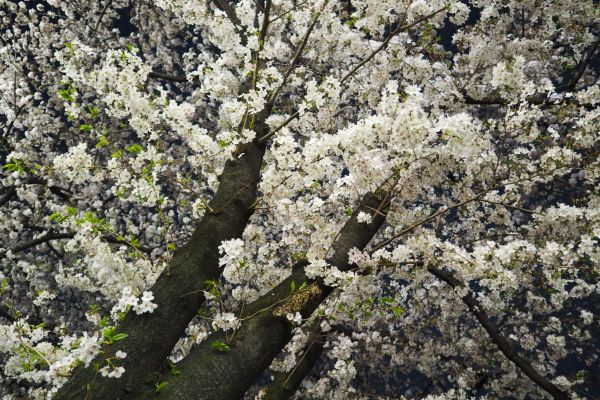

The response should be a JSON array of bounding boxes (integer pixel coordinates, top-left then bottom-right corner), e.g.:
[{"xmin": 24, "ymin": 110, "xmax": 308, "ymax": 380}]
[
  {"xmin": 379, "ymin": 297, "xmax": 394, "ymax": 304},
  {"xmin": 344, "ymin": 207, "xmax": 353, "ymax": 216},
  {"xmin": 88, "ymin": 304, "xmax": 101, "ymax": 314},
  {"xmin": 111, "ymin": 150, "xmax": 122, "ymax": 159},
  {"xmin": 99, "ymin": 316, "xmax": 110, "ymax": 327},
  {"xmin": 155, "ymin": 381, "xmax": 168, "ymax": 393},
  {"xmin": 344, "ymin": 16, "xmax": 359, "ymax": 27},
  {"xmin": 66, "ymin": 207, "xmax": 77, "ymax": 216},
  {"xmin": 127, "ymin": 144, "xmax": 143, "ymax": 154},
  {"xmin": 204, "ymin": 280, "xmax": 220, "ymax": 298},
  {"xmin": 291, "ymin": 252, "xmax": 307, "ymax": 261},
  {"xmin": 3, "ymin": 163, "xmax": 23, "ymax": 173},
  {"xmin": 204, "ymin": 280, "xmax": 217, "ymax": 290},
  {"xmin": 290, "ymin": 280, "xmax": 296, "ymax": 294},
  {"xmin": 58, "ymin": 87, "xmax": 76, "ymax": 102},
  {"xmin": 102, "ymin": 327, "xmax": 116, "ymax": 339},
  {"xmin": 49, "ymin": 212, "xmax": 62, "ymax": 222},
  {"xmin": 112, "ymin": 333, "xmax": 128, "ymax": 342},
  {"xmin": 210, "ymin": 340, "xmax": 230, "ymax": 352},
  {"xmin": 96, "ymin": 135, "xmax": 108, "ymax": 148},
  {"xmin": 391, "ymin": 306, "xmax": 405, "ymax": 317},
  {"xmin": 79, "ymin": 124, "xmax": 92, "ymax": 132},
  {"xmin": 217, "ymin": 139, "xmax": 229, "ymax": 148},
  {"xmin": 87, "ymin": 105, "xmax": 100, "ymax": 119}
]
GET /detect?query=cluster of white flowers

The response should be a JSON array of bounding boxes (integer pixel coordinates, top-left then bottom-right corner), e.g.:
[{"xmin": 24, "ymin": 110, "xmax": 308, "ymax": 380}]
[
  {"xmin": 112, "ymin": 287, "xmax": 157, "ymax": 315},
  {"xmin": 211, "ymin": 312, "xmax": 240, "ymax": 332},
  {"xmin": 305, "ymin": 258, "xmax": 356, "ymax": 288},
  {"xmin": 51, "ymin": 143, "xmax": 95, "ymax": 185}
]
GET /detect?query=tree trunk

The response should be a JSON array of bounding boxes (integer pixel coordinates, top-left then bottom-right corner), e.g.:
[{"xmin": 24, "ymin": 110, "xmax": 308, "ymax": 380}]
[
  {"xmin": 150, "ymin": 191, "xmax": 389, "ymax": 400},
  {"xmin": 55, "ymin": 133, "xmax": 267, "ymax": 399}
]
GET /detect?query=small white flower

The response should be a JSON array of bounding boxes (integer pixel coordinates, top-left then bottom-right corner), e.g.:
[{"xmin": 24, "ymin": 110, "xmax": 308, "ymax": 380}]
[
  {"xmin": 115, "ymin": 350, "xmax": 127, "ymax": 359},
  {"xmin": 211, "ymin": 312, "xmax": 240, "ymax": 331},
  {"xmin": 356, "ymin": 212, "xmax": 372, "ymax": 224},
  {"xmin": 581, "ymin": 310, "xmax": 593, "ymax": 325},
  {"xmin": 286, "ymin": 312, "xmax": 302, "ymax": 325},
  {"xmin": 134, "ymin": 291, "xmax": 157, "ymax": 314},
  {"xmin": 109, "ymin": 366, "xmax": 125, "ymax": 378}
]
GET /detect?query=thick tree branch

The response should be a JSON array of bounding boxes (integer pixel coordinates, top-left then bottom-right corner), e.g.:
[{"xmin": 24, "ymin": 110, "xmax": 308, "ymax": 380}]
[
  {"xmin": 0, "ymin": 186, "xmax": 16, "ymax": 208},
  {"xmin": 152, "ymin": 191, "xmax": 389, "ymax": 400},
  {"xmin": 428, "ymin": 266, "xmax": 570, "ymax": 400},
  {"xmin": 12, "ymin": 231, "xmax": 153, "ymax": 254},
  {"xmin": 261, "ymin": 324, "xmax": 324, "ymax": 400},
  {"xmin": 54, "ymin": 117, "xmax": 270, "ymax": 399},
  {"xmin": 213, "ymin": 0, "xmax": 242, "ymax": 28},
  {"xmin": 13, "ymin": 232, "xmax": 74, "ymax": 253},
  {"xmin": 0, "ymin": 305, "xmax": 16, "ymax": 323},
  {"xmin": 566, "ymin": 37, "xmax": 600, "ymax": 91}
]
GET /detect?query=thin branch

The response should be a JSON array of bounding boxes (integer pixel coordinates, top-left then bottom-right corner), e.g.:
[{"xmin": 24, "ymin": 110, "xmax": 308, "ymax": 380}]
[
  {"xmin": 258, "ymin": 109, "xmax": 300, "ymax": 143},
  {"xmin": 250, "ymin": 0, "xmax": 273, "ymax": 91},
  {"xmin": 259, "ymin": 6, "xmax": 448, "ymax": 143},
  {"xmin": 13, "ymin": 232, "xmax": 74, "ymax": 253},
  {"xmin": 267, "ymin": 0, "xmax": 329, "ymax": 104},
  {"xmin": 567, "ymin": 38, "xmax": 600, "ymax": 91},
  {"xmin": 261, "ymin": 325, "xmax": 324, "ymax": 400},
  {"xmin": 370, "ymin": 191, "xmax": 485, "ymax": 253},
  {"xmin": 0, "ymin": 305, "xmax": 16, "ymax": 323},
  {"xmin": 148, "ymin": 71, "xmax": 187, "ymax": 83},
  {"xmin": 92, "ymin": 0, "xmax": 112, "ymax": 37},
  {"xmin": 480, "ymin": 199, "xmax": 542, "ymax": 215},
  {"xmin": 0, "ymin": 186, "xmax": 17, "ymax": 208},
  {"xmin": 12, "ymin": 231, "xmax": 153, "ymax": 254},
  {"xmin": 268, "ymin": 0, "xmax": 310, "ymax": 24},
  {"xmin": 428, "ymin": 266, "xmax": 570, "ymax": 400},
  {"xmin": 2, "ymin": 102, "xmax": 27, "ymax": 147},
  {"xmin": 339, "ymin": 6, "xmax": 448, "ymax": 84},
  {"xmin": 258, "ymin": 0, "xmax": 273, "ymax": 46}
]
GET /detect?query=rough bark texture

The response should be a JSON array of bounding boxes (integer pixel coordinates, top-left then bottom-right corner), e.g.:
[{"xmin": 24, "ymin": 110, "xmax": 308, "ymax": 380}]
[
  {"xmin": 260, "ymin": 325, "xmax": 324, "ymax": 400},
  {"xmin": 54, "ymin": 136, "xmax": 267, "ymax": 400},
  {"xmin": 151, "ymin": 191, "xmax": 389, "ymax": 400}
]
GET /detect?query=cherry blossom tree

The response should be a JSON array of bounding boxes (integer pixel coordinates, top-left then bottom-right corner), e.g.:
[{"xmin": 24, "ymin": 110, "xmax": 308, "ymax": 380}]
[{"xmin": 0, "ymin": 0, "xmax": 598, "ymax": 399}]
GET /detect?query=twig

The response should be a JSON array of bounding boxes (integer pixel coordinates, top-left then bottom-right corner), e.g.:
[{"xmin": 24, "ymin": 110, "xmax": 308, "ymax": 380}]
[
  {"xmin": 148, "ymin": 71, "xmax": 187, "ymax": 83},
  {"xmin": 370, "ymin": 191, "xmax": 486, "ymax": 253},
  {"xmin": 259, "ymin": 6, "xmax": 447, "ymax": 143},
  {"xmin": 267, "ymin": 0, "xmax": 329, "ymax": 104},
  {"xmin": 92, "ymin": 0, "xmax": 113, "ymax": 37}
]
